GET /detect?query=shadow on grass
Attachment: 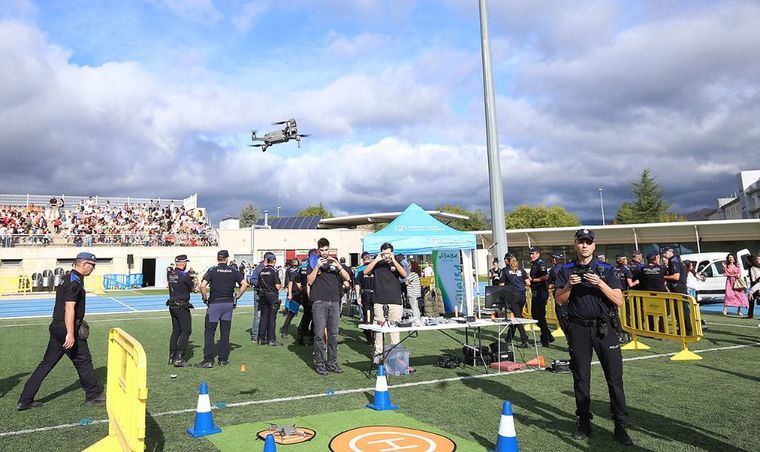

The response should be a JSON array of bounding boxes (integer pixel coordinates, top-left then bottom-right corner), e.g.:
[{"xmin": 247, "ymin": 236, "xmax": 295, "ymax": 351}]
[
  {"xmin": 696, "ymin": 364, "xmax": 760, "ymax": 383},
  {"xmin": 458, "ymin": 372, "xmax": 579, "ymax": 449},
  {"xmin": 145, "ymin": 410, "xmax": 165, "ymax": 452},
  {"xmin": 39, "ymin": 366, "xmax": 106, "ymax": 403},
  {"xmin": 0, "ymin": 372, "xmax": 29, "ymax": 398},
  {"xmin": 183, "ymin": 342, "xmax": 200, "ymax": 362},
  {"xmin": 562, "ymin": 390, "xmax": 744, "ymax": 450}
]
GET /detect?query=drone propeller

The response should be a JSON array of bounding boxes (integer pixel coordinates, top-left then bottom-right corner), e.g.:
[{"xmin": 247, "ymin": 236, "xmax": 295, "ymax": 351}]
[
  {"xmin": 249, "ymin": 144, "xmax": 264, "ymax": 147},
  {"xmin": 272, "ymin": 120, "xmax": 288, "ymax": 125},
  {"xmin": 297, "ymin": 134, "xmax": 311, "ymax": 138}
]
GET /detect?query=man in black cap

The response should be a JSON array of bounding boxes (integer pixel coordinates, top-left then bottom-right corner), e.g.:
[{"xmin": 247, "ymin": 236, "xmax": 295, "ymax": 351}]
[
  {"xmin": 554, "ymin": 229, "xmax": 632, "ymax": 445},
  {"xmin": 528, "ymin": 246, "xmax": 553, "ymax": 346},
  {"xmin": 197, "ymin": 250, "xmax": 248, "ymax": 367},
  {"xmin": 629, "ymin": 250, "xmax": 645, "ymax": 282},
  {"xmin": 167, "ymin": 254, "xmax": 197, "ymax": 367},
  {"xmin": 256, "ymin": 252, "xmax": 282, "ymax": 345},
  {"xmin": 614, "ymin": 255, "xmax": 635, "ymax": 292},
  {"xmin": 663, "ymin": 247, "xmax": 693, "ymax": 335},
  {"xmin": 638, "ymin": 252, "xmax": 667, "ymax": 292},
  {"xmin": 18, "ymin": 252, "xmax": 105, "ymax": 410}
]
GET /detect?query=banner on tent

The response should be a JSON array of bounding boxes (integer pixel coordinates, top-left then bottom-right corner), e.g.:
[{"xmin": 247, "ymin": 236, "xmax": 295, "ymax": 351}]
[{"xmin": 433, "ymin": 250, "xmax": 463, "ymax": 313}]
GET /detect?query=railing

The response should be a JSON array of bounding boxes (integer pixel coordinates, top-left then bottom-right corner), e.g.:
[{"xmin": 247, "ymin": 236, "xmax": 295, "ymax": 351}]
[
  {"xmin": 0, "ymin": 232, "xmax": 218, "ymax": 247},
  {"xmin": 0, "ymin": 193, "xmax": 193, "ymax": 209}
]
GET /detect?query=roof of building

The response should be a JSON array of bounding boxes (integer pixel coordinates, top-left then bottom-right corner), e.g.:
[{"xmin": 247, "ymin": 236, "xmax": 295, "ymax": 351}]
[
  {"xmin": 318, "ymin": 209, "xmax": 469, "ymax": 229},
  {"xmin": 255, "ymin": 216, "xmax": 321, "ymax": 229}
]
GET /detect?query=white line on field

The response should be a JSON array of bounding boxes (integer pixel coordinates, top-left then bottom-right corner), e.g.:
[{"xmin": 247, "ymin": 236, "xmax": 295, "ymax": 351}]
[
  {"xmin": 707, "ymin": 322, "xmax": 760, "ymax": 329},
  {"xmin": 0, "ymin": 308, "xmax": 256, "ymax": 327},
  {"xmin": 109, "ymin": 297, "xmax": 138, "ymax": 312},
  {"xmin": 1, "ymin": 341, "xmax": 758, "ymax": 438}
]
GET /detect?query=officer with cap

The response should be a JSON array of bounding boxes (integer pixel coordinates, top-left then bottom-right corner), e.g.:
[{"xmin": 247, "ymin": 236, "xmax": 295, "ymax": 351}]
[
  {"xmin": 554, "ymin": 229, "xmax": 632, "ymax": 445},
  {"xmin": 629, "ymin": 250, "xmax": 645, "ymax": 283},
  {"xmin": 18, "ymin": 252, "xmax": 105, "ymax": 410},
  {"xmin": 167, "ymin": 254, "xmax": 197, "ymax": 367},
  {"xmin": 638, "ymin": 252, "xmax": 667, "ymax": 292},
  {"xmin": 197, "ymin": 250, "xmax": 248, "ymax": 367},
  {"xmin": 663, "ymin": 247, "xmax": 694, "ymax": 335},
  {"xmin": 614, "ymin": 255, "xmax": 635, "ymax": 291},
  {"xmin": 280, "ymin": 258, "xmax": 302, "ymax": 339},
  {"xmin": 256, "ymin": 252, "xmax": 282, "ymax": 345},
  {"xmin": 528, "ymin": 246, "xmax": 553, "ymax": 346},
  {"xmin": 354, "ymin": 251, "xmax": 375, "ymax": 345},
  {"xmin": 548, "ymin": 251, "xmax": 569, "ymax": 334}
]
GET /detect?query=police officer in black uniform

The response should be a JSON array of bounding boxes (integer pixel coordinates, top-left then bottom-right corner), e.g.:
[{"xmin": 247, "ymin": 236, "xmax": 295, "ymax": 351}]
[
  {"xmin": 257, "ymin": 252, "xmax": 282, "ymax": 345},
  {"xmin": 638, "ymin": 252, "xmax": 667, "ymax": 292},
  {"xmin": 167, "ymin": 254, "xmax": 197, "ymax": 367},
  {"xmin": 197, "ymin": 250, "xmax": 248, "ymax": 367},
  {"xmin": 18, "ymin": 252, "xmax": 105, "ymax": 410},
  {"xmin": 528, "ymin": 246, "xmax": 554, "ymax": 346},
  {"xmin": 355, "ymin": 251, "xmax": 375, "ymax": 345},
  {"xmin": 280, "ymin": 258, "xmax": 302, "ymax": 338},
  {"xmin": 548, "ymin": 251, "xmax": 569, "ymax": 334},
  {"xmin": 663, "ymin": 247, "xmax": 693, "ymax": 335},
  {"xmin": 614, "ymin": 255, "xmax": 635, "ymax": 291},
  {"xmin": 554, "ymin": 229, "xmax": 632, "ymax": 445},
  {"xmin": 296, "ymin": 249, "xmax": 318, "ymax": 345},
  {"xmin": 499, "ymin": 254, "xmax": 530, "ymax": 348},
  {"xmin": 628, "ymin": 250, "xmax": 645, "ymax": 282}
]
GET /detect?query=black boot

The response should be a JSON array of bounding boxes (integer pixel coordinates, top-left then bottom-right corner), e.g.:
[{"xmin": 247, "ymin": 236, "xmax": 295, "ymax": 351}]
[
  {"xmin": 572, "ymin": 418, "xmax": 591, "ymax": 440},
  {"xmin": 614, "ymin": 424, "xmax": 633, "ymax": 446},
  {"xmin": 173, "ymin": 354, "xmax": 188, "ymax": 367},
  {"xmin": 280, "ymin": 313, "xmax": 294, "ymax": 338},
  {"xmin": 168, "ymin": 353, "xmax": 176, "ymax": 365}
]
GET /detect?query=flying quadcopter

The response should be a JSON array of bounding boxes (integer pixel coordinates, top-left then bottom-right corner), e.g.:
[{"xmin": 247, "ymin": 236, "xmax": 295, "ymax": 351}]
[{"xmin": 249, "ymin": 118, "xmax": 310, "ymax": 152}]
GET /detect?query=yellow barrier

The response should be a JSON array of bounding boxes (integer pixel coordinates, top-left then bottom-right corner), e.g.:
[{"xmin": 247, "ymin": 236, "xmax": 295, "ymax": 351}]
[
  {"xmin": 620, "ymin": 290, "xmax": 703, "ymax": 361},
  {"xmin": 85, "ymin": 328, "xmax": 148, "ymax": 452},
  {"xmin": 85, "ymin": 275, "xmax": 106, "ymax": 295},
  {"xmin": 0, "ymin": 275, "xmax": 32, "ymax": 295},
  {"xmin": 522, "ymin": 288, "xmax": 565, "ymax": 338}
]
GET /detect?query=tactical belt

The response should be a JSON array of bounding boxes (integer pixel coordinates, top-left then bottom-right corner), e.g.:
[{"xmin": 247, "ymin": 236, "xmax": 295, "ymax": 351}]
[{"xmin": 568, "ymin": 317, "xmax": 603, "ymax": 327}]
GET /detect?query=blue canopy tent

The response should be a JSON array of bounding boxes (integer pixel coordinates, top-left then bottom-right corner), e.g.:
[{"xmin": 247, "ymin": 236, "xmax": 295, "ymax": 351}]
[{"xmin": 362, "ymin": 203, "xmax": 477, "ymax": 314}]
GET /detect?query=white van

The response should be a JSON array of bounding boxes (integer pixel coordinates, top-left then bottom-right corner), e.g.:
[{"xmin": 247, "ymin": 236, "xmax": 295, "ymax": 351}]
[{"xmin": 680, "ymin": 249, "xmax": 751, "ymax": 302}]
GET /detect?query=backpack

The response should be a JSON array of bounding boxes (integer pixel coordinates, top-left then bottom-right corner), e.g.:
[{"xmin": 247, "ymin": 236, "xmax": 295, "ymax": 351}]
[{"xmin": 248, "ymin": 262, "xmax": 266, "ymax": 288}]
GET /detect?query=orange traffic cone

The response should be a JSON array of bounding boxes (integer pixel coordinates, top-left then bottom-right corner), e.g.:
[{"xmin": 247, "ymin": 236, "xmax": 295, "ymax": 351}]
[{"xmin": 526, "ymin": 356, "xmax": 545, "ymax": 368}]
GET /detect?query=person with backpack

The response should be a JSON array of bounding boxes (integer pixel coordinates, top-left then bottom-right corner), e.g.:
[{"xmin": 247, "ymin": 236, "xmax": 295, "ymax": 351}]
[{"xmin": 247, "ymin": 258, "xmax": 266, "ymax": 343}]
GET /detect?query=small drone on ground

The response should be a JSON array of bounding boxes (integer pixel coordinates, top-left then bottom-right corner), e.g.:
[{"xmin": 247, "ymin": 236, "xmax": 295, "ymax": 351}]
[{"xmin": 249, "ymin": 118, "xmax": 310, "ymax": 152}]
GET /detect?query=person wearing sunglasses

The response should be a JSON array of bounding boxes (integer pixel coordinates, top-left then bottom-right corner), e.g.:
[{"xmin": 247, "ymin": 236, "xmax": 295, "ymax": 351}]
[{"xmin": 17, "ymin": 252, "xmax": 105, "ymax": 410}]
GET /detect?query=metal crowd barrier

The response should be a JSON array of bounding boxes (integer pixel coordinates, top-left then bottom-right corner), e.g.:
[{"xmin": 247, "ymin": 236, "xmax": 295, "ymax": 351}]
[
  {"xmin": 0, "ymin": 275, "xmax": 32, "ymax": 295},
  {"xmin": 620, "ymin": 290, "xmax": 703, "ymax": 361},
  {"xmin": 103, "ymin": 274, "xmax": 144, "ymax": 290},
  {"xmin": 85, "ymin": 328, "xmax": 148, "ymax": 452}
]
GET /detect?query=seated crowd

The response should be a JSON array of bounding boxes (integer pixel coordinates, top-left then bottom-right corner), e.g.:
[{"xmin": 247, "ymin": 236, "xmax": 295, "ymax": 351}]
[{"xmin": 0, "ymin": 197, "xmax": 216, "ymax": 247}]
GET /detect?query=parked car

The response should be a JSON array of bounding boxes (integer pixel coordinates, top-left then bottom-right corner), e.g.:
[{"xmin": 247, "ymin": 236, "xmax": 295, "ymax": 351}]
[{"xmin": 680, "ymin": 249, "xmax": 751, "ymax": 303}]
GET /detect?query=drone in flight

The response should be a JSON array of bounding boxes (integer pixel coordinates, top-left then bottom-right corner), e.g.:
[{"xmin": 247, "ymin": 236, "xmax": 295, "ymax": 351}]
[{"xmin": 249, "ymin": 118, "xmax": 310, "ymax": 153}]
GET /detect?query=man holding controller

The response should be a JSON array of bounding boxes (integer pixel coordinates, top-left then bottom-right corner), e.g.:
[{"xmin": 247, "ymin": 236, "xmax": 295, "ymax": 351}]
[
  {"xmin": 307, "ymin": 238, "xmax": 350, "ymax": 375},
  {"xmin": 363, "ymin": 242, "xmax": 407, "ymax": 364},
  {"xmin": 554, "ymin": 229, "xmax": 632, "ymax": 446}
]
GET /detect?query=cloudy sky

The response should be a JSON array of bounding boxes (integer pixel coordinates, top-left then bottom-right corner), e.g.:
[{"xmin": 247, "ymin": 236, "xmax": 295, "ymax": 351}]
[{"xmin": 1, "ymin": 0, "xmax": 759, "ymax": 224}]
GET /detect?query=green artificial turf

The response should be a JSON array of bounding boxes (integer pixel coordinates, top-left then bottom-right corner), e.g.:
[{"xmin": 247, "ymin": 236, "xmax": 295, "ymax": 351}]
[
  {"xmin": 206, "ymin": 409, "xmax": 482, "ymax": 451},
  {"xmin": 0, "ymin": 308, "xmax": 757, "ymax": 451}
]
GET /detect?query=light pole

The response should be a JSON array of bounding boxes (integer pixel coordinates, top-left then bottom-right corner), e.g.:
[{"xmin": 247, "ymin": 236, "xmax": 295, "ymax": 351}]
[
  {"xmin": 598, "ymin": 188, "xmax": 606, "ymax": 225},
  {"xmin": 276, "ymin": 206, "xmax": 281, "ymax": 218},
  {"xmin": 478, "ymin": 0, "xmax": 508, "ymax": 260}
]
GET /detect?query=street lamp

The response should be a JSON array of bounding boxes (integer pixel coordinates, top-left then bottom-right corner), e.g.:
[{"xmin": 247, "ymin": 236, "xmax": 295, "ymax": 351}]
[
  {"xmin": 276, "ymin": 206, "xmax": 281, "ymax": 218},
  {"xmin": 478, "ymin": 0, "xmax": 507, "ymax": 259},
  {"xmin": 598, "ymin": 188, "xmax": 606, "ymax": 226}
]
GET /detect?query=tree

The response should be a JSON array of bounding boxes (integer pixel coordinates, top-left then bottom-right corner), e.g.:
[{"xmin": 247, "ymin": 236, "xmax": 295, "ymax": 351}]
[
  {"xmin": 238, "ymin": 202, "xmax": 259, "ymax": 228},
  {"xmin": 614, "ymin": 169, "xmax": 682, "ymax": 224},
  {"xmin": 297, "ymin": 203, "xmax": 333, "ymax": 218},
  {"xmin": 435, "ymin": 204, "xmax": 490, "ymax": 231},
  {"xmin": 505, "ymin": 205, "xmax": 581, "ymax": 229}
]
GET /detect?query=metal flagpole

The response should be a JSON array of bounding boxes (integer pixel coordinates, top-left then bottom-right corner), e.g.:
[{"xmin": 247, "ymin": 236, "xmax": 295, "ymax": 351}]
[{"xmin": 478, "ymin": 0, "xmax": 508, "ymax": 260}]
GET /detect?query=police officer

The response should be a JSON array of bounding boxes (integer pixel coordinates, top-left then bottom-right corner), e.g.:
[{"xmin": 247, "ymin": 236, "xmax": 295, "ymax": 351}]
[
  {"xmin": 499, "ymin": 254, "xmax": 530, "ymax": 348},
  {"xmin": 256, "ymin": 253, "xmax": 282, "ymax": 345},
  {"xmin": 528, "ymin": 246, "xmax": 554, "ymax": 346},
  {"xmin": 663, "ymin": 247, "xmax": 693, "ymax": 335},
  {"xmin": 614, "ymin": 255, "xmax": 635, "ymax": 291},
  {"xmin": 280, "ymin": 258, "xmax": 302, "ymax": 338},
  {"xmin": 354, "ymin": 252, "xmax": 375, "ymax": 345},
  {"xmin": 17, "ymin": 252, "xmax": 105, "ymax": 410},
  {"xmin": 638, "ymin": 252, "xmax": 667, "ymax": 292},
  {"xmin": 197, "ymin": 250, "xmax": 248, "ymax": 368},
  {"xmin": 554, "ymin": 229, "xmax": 633, "ymax": 445},
  {"xmin": 628, "ymin": 250, "xmax": 645, "ymax": 283},
  {"xmin": 548, "ymin": 251, "xmax": 569, "ymax": 335},
  {"xmin": 167, "ymin": 254, "xmax": 197, "ymax": 367},
  {"xmin": 296, "ymin": 249, "xmax": 318, "ymax": 346}
]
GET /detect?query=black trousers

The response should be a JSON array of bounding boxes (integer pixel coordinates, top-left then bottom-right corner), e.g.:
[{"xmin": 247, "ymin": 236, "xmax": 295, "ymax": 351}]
[
  {"xmin": 258, "ymin": 293, "xmax": 279, "ymax": 343},
  {"xmin": 19, "ymin": 323, "xmax": 102, "ymax": 405},
  {"xmin": 506, "ymin": 292, "xmax": 528, "ymax": 343},
  {"xmin": 566, "ymin": 320, "xmax": 628, "ymax": 425},
  {"xmin": 298, "ymin": 302, "xmax": 313, "ymax": 340},
  {"xmin": 668, "ymin": 283, "xmax": 692, "ymax": 335},
  {"xmin": 203, "ymin": 319, "xmax": 231, "ymax": 362},
  {"xmin": 169, "ymin": 306, "xmax": 192, "ymax": 359},
  {"xmin": 360, "ymin": 293, "xmax": 375, "ymax": 343},
  {"xmin": 531, "ymin": 287, "xmax": 552, "ymax": 343}
]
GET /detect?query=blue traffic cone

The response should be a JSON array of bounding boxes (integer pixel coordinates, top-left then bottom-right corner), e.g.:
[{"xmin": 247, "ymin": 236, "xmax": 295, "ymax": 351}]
[
  {"xmin": 495, "ymin": 401, "xmax": 519, "ymax": 451},
  {"xmin": 263, "ymin": 432, "xmax": 277, "ymax": 451},
  {"xmin": 187, "ymin": 382, "xmax": 222, "ymax": 438},
  {"xmin": 366, "ymin": 364, "xmax": 398, "ymax": 411}
]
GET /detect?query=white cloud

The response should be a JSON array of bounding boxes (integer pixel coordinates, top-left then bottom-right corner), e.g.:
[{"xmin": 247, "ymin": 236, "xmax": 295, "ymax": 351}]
[{"xmin": 231, "ymin": 0, "xmax": 270, "ymax": 33}]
